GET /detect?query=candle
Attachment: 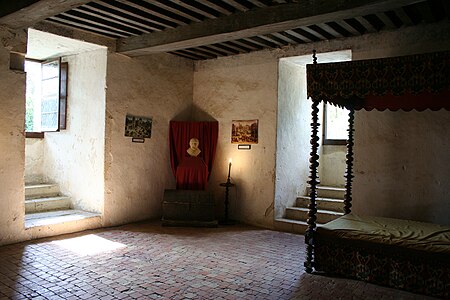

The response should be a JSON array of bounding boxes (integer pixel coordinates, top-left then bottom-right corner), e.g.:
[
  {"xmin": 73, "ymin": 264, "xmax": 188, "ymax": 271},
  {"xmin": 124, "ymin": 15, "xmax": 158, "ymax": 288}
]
[{"xmin": 228, "ymin": 158, "xmax": 232, "ymax": 179}]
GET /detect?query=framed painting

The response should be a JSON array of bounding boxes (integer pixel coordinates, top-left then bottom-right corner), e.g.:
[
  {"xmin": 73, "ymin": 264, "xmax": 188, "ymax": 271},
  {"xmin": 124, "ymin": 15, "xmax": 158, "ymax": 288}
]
[
  {"xmin": 231, "ymin": 119, "xmax": 258, "ymax": 144},
  {"xmin": 125, "ymin": 115, "xmax": 152, "ymax": 139}
]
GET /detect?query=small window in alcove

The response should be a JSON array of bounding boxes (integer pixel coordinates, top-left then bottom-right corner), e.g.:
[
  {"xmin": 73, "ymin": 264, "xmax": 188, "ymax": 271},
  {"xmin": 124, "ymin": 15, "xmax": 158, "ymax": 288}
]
[
  {"xmin": 25, "ymin": 59, "xmax": 68, "ymax": 136},
  {"xmin": 323, "ymin": 103, "xmax": 348, "ymax": 145}
]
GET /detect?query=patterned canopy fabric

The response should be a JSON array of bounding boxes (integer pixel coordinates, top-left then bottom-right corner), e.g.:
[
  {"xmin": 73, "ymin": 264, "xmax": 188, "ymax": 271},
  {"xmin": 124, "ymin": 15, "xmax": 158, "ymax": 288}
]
[{"xmin": 307, "ymin": 50, "xmax": 450, "ymax": 111}]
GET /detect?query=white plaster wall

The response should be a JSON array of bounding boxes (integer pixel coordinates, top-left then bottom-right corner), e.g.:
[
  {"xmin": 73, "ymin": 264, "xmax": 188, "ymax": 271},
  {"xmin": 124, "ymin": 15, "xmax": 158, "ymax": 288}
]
[
  {"xmin": 193, "ymin": 57, "xmax": 277, "ymax": 228},
  {"xmin": 0, "ymin": 28, "xmax": 27, "ymax": 245},
  {"xmin": 25, "ymin": 138, "xmax": 44, "ymax": 184},
  {"xmin": 104, "ymin": 53, "xmax": 193, "ymax": 226},
  {"xmin": 43, "ymin": 48, "xmax": 107, "ymax": 213},
  {"xmin": 275, "ymin": 61, "xmax": 310, "ymax": 219},
  {"xmin": 352, "ymin": 111, "xmax": 450, "ymax": 226},
  {"xmin": 320, "ymin": 146, "xmax": 346, "ymax": 187}
]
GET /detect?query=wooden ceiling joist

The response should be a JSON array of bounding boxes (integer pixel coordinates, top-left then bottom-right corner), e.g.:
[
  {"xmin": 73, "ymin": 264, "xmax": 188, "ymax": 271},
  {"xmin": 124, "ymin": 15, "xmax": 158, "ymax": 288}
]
[
  {"xmin": 117, "ymin": 0, "xmax": 423, "ymax": 56},
  {"xmin": 354, "ymin": 16, "xmax": 378, "ymax": 33},
  {"xmin": 71, "ymin": 7, "xmax": 151, "ymax": 33},
  {"xmin": 61, "ymin": 11, "xmax": 141, "ymax": 36},
  {"xmin": 114, "ymin": 0, "xmax": 190, "ymax": 26},
  {"xmin": 148, "ymin": 1, "xmax": 204, "ymax": 23},
  {"xmin": 334, "ymin": 20, "xmax": 362, "ymax": 36},
  {"xmin": 0, "ymin": 0, "xmax": 92, "ymax": 29}
]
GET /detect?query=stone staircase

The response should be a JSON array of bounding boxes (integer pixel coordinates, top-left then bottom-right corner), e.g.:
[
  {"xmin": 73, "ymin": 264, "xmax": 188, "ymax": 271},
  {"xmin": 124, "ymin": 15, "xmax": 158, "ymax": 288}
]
[
  {"xmin": 275, "ymin": 185, "xmax": 345, "ymax": 234},
  {"xmin": 25, "ymin": 183, "xmax": 71, "ymax": 213},
  {"xmin": 25, "ymin": 183, "xmax": 100, "ymax": 228}
]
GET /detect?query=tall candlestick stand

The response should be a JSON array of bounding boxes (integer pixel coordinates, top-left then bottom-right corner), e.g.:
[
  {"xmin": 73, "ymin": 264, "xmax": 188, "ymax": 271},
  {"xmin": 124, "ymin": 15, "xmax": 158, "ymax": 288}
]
[{"xmin": 220, "ymin": 160, "xmax": 235, "ymax": 225}]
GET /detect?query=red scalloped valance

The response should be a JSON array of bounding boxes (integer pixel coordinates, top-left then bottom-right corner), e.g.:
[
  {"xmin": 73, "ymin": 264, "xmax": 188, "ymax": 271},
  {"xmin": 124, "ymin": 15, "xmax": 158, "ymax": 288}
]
[{"xmin": 307, "ymin": 51, "xmax": 450, "ymax": 111}]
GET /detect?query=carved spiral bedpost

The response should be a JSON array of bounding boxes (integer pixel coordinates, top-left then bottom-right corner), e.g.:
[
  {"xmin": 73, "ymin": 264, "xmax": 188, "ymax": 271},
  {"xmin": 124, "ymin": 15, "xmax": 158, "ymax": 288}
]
[
  {"xmin": 305, "ymin": 50, "xmax": 320, "ymax": 274},
  {"xmin": 344, "ymin": 108, "xmax": 355, "ymax": 214}
]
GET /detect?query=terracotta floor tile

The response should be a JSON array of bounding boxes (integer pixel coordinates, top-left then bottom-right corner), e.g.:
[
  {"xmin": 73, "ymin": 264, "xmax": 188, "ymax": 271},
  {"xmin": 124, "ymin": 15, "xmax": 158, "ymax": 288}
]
[{"xmin": 0, "ymin": 221, "xmax": 438, "ymax": 299}]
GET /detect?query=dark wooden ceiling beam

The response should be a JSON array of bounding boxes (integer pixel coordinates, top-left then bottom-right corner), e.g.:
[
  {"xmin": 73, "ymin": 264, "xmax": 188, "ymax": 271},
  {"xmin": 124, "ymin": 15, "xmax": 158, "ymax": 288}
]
[
  {"xmin": 72, "ymin": 7, "xmax": 151, "ymax": 33},
  {"xmin": 117, "ymin": 0, "xmax": 421, "ymax": 55},
  {"xmin": 354, "ymin": 16, "xmax": 378, "ymax": 33},
  {"xmin": 334, "ymin": 20, "xmax": 361, "ymax": 35},
  {"xmin": 114, "ymin": 0, "xmax": 189, "ymax": 26},
  {"xmin": 285, "ymin": 29, "xmax": 313, "ymax": 42},
  {"xmin": 99, "ymin": 0, "xmax": 177, "ymax": 29},
  {"xmin": 245, "ymin": 0, "xmax": 269, "ymax": 8},
  {"xmin": 170, "ymin": 1, "xmax": 220, "ymax": 19},
  {"xmin": 60, "ymin": 11, "xmax": 139, "ymax": 36},
  {"xmin": 231, "ymin": 39, "xmax": 262, "ymax": 51},
  {"xmin": 87, "ymin": 2, "xmax": 166, "ymax": 31},
  {"xmin": 298, "ymin": 26, "xmax": 328, "ymax": 40},
  {"xmin": 222, "ymin": 41, "xmax": 252, "ymax": 52},
  {"xmin": 375, "ymin": 12, "xmax": 397, "ymax": 29},
  {"xmin": 45, "ymin": 18, "xmax": 122, "ymax": 38},
  {"xmin": 146, "ymin": 1, "xmax": 204, "ymax": 22},
  {"xmin": 316, "ymin": 23, "xmax": 345, "ymax": 38},
  {"xmin": 195, "ymin": 0, "xmax": 233, "ymax": 16},
  {"xmin": 263, "ymin": 33, "xmax": 290, "ymax": 45},
  {"xmin": 198, "ymin": 45, "xmax": 228, "ymax": 56},
  {"xmin": 206, "ymin": 44, "xmax": 240, "ymax": 55},
  {"xmin": 48, "ymin": 16, "xmax": 128, "ymax": 37},
  {"xmin": 394, "ymin": 7, "xmax": 415, "ymax": 26},
  {"xmin": 0, "ymin": 0, "xmax": 91, "ymax": 29},
  {"xmin": 247, "ymin": 36, "xmax": 278, "ymax": 48},
  {"xmin": 181, "ymin": 48, "xmax": 215, "ymax": 59},
  {"xmin": 220, "ymin": 0, "xmax": 250, "ymax": 12},
  {"xmin": 271, "ymin": 32, "xmax": 301, "ymax": 44},
  {"xmin": 170, "ymin": 50, "xmax": 203, "ymax": 60},
  {"xmin": 81, "ymin": 4, "xmax": 157, "ymax": 32}
]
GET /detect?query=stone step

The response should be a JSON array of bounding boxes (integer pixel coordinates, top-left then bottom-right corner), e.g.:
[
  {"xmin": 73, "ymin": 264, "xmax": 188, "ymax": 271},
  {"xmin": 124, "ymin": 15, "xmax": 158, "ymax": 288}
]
[
  {"xmin": 274, "ymin": 218, "xmax": 308, "ymax": 234},
  {"xmin": 25, "ymin": 209, "xmax": 101, "ymax": 228},
  {"xmin": 25, "ymin": 183, "xmax": 60, "ymax": 199},
  {"xmin": 25, "ymin": 196, "xmax": 71, "ymax": 214},
  {"xmin": 296, "ymin": 196, "xmax": 344, "ymax": 212},
  {"xmin": 285, "ymin": 207, "xmax": 344, "ymax": 224},
  {"xmin": 307, "ymin": 185, "xmax": 345, "ymax": 199}
]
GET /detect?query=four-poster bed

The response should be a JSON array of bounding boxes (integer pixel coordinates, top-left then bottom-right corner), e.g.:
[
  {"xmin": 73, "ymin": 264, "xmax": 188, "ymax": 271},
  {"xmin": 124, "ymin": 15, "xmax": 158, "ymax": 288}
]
[{"xmin": 304, "ymin": 50, "xmax": 450, "ymax": 297}]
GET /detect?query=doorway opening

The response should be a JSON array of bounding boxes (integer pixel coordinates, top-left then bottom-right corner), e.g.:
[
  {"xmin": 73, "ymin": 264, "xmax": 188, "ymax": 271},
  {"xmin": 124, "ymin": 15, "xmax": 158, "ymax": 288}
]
[{"xmin": 24, "ymin": 29, "xmax": 107, "ymax": 228}]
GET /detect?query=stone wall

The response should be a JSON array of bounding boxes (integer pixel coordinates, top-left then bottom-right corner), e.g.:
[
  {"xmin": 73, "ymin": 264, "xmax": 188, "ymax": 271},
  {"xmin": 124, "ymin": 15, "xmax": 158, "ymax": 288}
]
[{"xmin": 103, "ymin": 53, "xmax": 194, "ymax": 226}]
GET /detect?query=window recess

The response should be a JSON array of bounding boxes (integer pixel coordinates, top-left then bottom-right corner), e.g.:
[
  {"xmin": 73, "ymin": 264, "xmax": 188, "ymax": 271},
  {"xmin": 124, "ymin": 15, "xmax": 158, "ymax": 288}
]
[{"xmin": 323, "ymin": 103, "xmax": 348, "ymax": 145}]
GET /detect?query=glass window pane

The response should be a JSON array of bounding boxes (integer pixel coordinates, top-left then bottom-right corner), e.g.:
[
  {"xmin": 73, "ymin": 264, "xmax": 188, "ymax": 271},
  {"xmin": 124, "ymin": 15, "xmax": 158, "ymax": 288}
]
[
  {"xmin": 40, "ymin": 60, "xmax": 60, "ymax": 132},
  {"xmin": 325, "ymin": 104, "xmax": 348, "ymax": 140},
  {"xmin": 42, "ymin": 77, "xmax": 59, "ymax": 98},
  {"xmin": 42, "ymin": 61, "xmax": 59, "ymax": 79},
  {"xmin": 41, "ymin": 112, "xmax": 58, "ymax": 131},
  {"xmin": 25, "ymin": 60, "xmax": 42, "ymax": 132}
]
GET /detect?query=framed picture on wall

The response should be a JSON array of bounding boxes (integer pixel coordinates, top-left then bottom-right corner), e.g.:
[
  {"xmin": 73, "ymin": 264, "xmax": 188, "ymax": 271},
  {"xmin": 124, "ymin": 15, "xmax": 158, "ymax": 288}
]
[
  {"xmin": 231, "ymin": 119, "xmax": 258, "ymax": 144},
  {"xmin": 125, "ymin": 115, "xmax": 152, "ymax": 139}
]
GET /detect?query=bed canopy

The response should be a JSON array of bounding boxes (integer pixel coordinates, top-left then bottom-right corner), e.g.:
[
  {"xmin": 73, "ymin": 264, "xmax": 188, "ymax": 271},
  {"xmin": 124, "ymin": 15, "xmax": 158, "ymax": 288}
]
[{"xmin": 304, "ymin": 50, "xmax": 450, "ymax": 273}]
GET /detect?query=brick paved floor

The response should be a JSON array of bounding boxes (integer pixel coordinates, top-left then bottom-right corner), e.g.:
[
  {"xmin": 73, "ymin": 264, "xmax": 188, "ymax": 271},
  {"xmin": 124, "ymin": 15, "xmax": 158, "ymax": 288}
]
[{"xmin": 0, "ymin": 222, "xmax": 436, "ymax": 299}]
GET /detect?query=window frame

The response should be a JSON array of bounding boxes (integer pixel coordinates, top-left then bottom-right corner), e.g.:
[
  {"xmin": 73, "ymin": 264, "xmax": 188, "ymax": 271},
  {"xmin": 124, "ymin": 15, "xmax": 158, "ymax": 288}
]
[
  {"xmin": 24, "ymin": 58, "xmax": 68, "ymax": 137},
  {"xmin": 322, "ymin": 103, "xmax": 347, "ymax": 146}
]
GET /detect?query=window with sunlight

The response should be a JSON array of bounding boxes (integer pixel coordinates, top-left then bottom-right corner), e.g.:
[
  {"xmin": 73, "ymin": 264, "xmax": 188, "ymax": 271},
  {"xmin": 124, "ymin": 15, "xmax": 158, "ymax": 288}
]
[
  {"xmin": 323, "ymin": 104, "xmax": 348, "ymax": 144},
  {"xmin": 25, "ymin": 59, "xmax": 68, "ymax": 134}
]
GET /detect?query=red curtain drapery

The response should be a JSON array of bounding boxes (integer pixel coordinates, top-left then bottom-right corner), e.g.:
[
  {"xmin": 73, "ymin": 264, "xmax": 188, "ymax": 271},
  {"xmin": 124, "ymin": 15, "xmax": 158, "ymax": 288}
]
[{"xmin": 169, "ymin": 121, "xmax": 219, "ymax": 190}]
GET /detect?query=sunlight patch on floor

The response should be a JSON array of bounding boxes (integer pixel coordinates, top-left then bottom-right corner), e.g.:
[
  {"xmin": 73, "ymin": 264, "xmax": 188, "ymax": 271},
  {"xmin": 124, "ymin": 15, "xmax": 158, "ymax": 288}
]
[{"xmin": 52, "ymin": 234, "xmax": 126, "ymax": 256}]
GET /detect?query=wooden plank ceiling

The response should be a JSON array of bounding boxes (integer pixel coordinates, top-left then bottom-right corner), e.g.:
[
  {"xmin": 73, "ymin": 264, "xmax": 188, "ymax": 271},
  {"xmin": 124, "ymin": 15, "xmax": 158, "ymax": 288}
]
[{"xmin": 2, "ymin": 0, "xmax": 450, "ymax": 60}]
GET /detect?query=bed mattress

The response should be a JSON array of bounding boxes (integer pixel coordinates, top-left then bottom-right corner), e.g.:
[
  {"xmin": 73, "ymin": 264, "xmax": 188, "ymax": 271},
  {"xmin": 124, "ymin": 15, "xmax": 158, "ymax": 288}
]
[{"xmin": 316, "ymin": 213, "xmax": 450, "ymax": 254}]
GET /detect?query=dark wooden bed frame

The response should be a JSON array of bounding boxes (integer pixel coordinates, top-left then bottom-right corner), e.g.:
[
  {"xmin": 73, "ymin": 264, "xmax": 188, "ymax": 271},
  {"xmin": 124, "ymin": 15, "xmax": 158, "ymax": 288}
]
[{"xmin": 304, "ymin": 50, "xmax": 450, "ymax": 297}]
